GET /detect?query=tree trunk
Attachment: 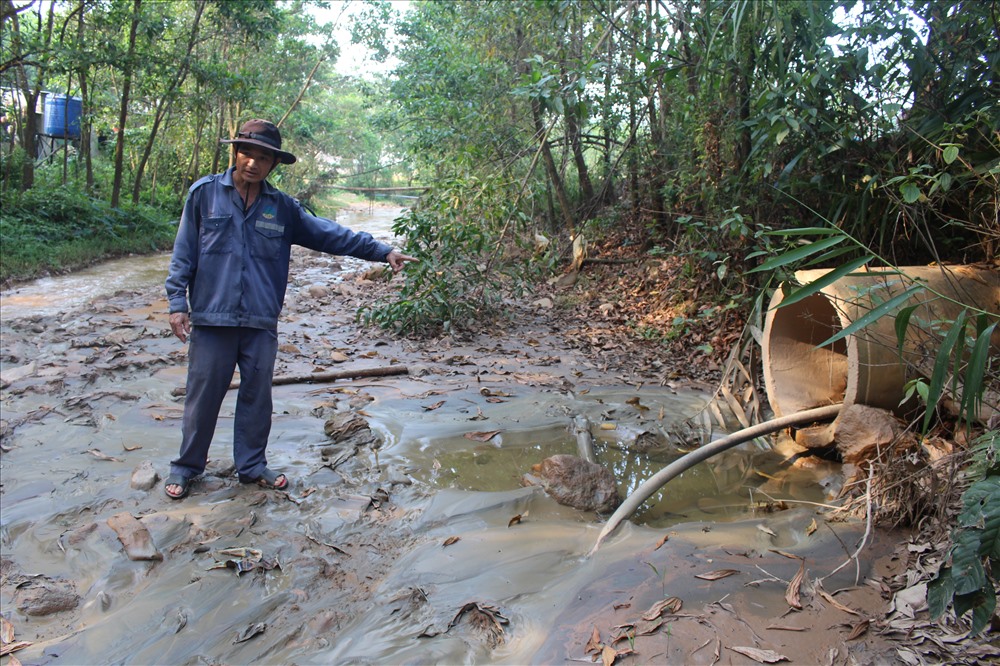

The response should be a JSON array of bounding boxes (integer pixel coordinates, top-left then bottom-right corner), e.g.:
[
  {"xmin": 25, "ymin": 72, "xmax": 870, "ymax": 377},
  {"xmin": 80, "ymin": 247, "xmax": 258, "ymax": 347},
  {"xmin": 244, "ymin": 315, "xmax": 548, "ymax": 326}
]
[
  {"xmin": 131, "ymin": 0, "xmax": 204, "ymax": 204},
  {"xmin": 533, "ymin": 99, "xmax": 575, "ymax": 233},
  {"xmin": 111, "ymin": 0, "xmax": 141, "ymax": 208},
  {"xmin": 9, "ymin": 2, "xmax": 55, "ymax": 190}
]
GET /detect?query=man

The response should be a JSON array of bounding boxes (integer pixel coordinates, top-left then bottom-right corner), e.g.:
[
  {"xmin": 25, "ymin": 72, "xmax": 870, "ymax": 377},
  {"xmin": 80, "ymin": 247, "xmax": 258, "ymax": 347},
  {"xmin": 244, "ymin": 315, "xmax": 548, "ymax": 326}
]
[{"xmin": 164, "ymin": 119, "xmax": 415, "ymax": 499}]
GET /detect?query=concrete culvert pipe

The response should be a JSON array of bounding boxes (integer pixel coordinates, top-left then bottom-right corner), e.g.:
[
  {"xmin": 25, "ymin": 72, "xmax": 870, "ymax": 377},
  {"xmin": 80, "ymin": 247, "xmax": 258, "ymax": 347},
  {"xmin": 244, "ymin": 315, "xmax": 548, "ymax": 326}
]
[{"xmin": 763, "ymin": 264, "xmax": 1000, "ymax": 443}]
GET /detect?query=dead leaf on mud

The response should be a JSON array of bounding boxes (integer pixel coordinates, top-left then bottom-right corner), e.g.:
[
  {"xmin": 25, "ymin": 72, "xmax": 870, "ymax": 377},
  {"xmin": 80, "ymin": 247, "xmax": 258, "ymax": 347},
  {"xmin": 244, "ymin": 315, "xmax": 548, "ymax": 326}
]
[
  {"xmin": 1, "ymin": 642, "xmax": 31, "ymax": 659},
  {"xmin": 443, "ymin": 536, "xmax": 461, "ymax": 547},
  {"xmin": 757, "ymin": 524, "xmax": 777, "ymax": 537},
  {"xmin": 642, "ymin": 596, "xmax": 683, "ymax": 620},
  {"xmin": 422, "ymin": 400, "xmax": 445, "ymax": 411},
  {"xmin": 601, "ymin": 644, "xmax": 618, "ymax": 666},
  {"xmin": 465, "ymin": 430, "xmax": 501, "ymax": 442},
  {"xmin": 85, "ymin": 448, "xmax": 123, "ymax": 462},
  {"xmin": 585, "ymin": 626, "xmax": 601, "ymax": 654},
  {"xmin": 846, "ymin": 618, "xmax": 870, "ymax": 640},
  {"xmin": 695, "ymin": 568, "xmax": 740, "ymax": 581},
  {"xmin": 729, "ymin": 646, "xmax": 789, "ymax": 663},
  {"xmin": 0, "ymin": 615, "xmax": 31, "ymax": 658},
  {"xmin": 1, "ymin": 615, "xmax": 15, "ymax": 643},
  {"xmin": 806, "ymin": 518, "xmax": 818, "ymax": 535},
  {"xmin": 766, "ymin": 624, "xmax": 806, "ymax": 631},
  {"xmin": 626, "ymin": 397, "xmax": 649, "ymax": 412},
  {"xmin": 599, "ymin": 422, "xmax": 617, "ymax": 430},
  {"xmin": 785, "ymin": 557, "xmax": 806, "ymax": 610},
  {"xmin": 816, "ymin": 586, "xmax": 862, "ymax": 616},
  {"xmin": 233, "ymin": 622, "xmax": 266, "ymax": 644},
  {"xmin": 123, "ymin": 443, "xmax": 141, "ymax": 451},
  {"xmin": 653, "ymin": 533, "xmax": 670, "ymax": 550},
  {"xmin": 448, "ymin": 602, "xmax": 509, "ymax": 648},
  {"xmin": 508, "ymin": 512, "xmax": 527, "ymax": 528},
  {"xmin": 480, "ymin": 388, "xmax": 512, "ymax": 398}
]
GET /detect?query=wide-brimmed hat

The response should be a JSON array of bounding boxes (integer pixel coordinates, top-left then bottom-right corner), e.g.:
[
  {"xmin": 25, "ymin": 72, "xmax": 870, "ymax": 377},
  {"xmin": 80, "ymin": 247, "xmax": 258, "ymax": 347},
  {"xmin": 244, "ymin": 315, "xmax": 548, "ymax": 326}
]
[{"xmin": 220, "ymin": 119, "xmax": 296, "ymax": 164}]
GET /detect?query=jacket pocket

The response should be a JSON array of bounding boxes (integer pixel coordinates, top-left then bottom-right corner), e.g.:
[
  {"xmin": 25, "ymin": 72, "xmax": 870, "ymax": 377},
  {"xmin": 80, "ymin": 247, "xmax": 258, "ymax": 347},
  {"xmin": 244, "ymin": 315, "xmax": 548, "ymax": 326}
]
[
  {"xmin": 200, "ymin": 215, "xmax": 232, "ymax": 254},
  {"xmin": 251, "ymin": 220, "xmax": 285, "ymax": 260}
]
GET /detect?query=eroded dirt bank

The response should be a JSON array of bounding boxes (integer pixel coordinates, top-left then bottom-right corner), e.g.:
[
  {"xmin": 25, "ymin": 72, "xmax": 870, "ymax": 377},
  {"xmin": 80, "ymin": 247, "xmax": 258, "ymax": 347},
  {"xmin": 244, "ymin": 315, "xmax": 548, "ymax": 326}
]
[{"xmin": 0, "ymin": 220, "xmax": 989, "ymax": 665}]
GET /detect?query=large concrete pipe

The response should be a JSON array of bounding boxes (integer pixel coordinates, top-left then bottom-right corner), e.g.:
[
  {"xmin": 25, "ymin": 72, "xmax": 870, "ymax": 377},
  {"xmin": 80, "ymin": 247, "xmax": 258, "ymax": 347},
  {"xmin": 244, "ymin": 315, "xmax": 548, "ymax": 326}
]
[{"xmin": 763, "ymin": 264, "xmax": 1000, "ymax": 445}]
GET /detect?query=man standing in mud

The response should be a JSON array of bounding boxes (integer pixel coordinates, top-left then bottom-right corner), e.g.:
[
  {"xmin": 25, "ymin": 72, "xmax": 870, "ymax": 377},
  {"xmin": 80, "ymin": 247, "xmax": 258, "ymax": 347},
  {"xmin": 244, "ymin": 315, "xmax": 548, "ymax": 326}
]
[{"xmin": 163, "ymin": 119, "xmax": 414, "ymax": 499}]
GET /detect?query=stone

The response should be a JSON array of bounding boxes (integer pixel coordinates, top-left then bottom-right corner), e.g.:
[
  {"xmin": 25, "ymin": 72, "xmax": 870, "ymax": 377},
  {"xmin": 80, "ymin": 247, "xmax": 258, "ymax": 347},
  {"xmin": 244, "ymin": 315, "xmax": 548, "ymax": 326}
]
[
  {"xmin": 107, "ymin": 512, "xmax": 163, "ymax": 561},
  {"xmin": 306, "ymin": 284, "xmax": 332, "ymax": 299},
  {"xmin": 16, "ymin": 580, "xmax": 80, "ymax": 616},
  {"xmin": 522, "ymin": 454, "xmax": 621, "ymax": 513},
  {"xmin": 834, "ymin": 404, "xmax": 905, "ymax": 464},
  {"xmin": 130, "ymin": 460, "xmax": 160, "ymax": 491}
]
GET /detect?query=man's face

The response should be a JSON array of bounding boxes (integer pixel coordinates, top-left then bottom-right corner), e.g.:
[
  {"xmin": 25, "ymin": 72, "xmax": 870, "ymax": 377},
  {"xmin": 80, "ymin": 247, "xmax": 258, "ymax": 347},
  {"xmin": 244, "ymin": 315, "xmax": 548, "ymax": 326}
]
[{"xmin": 234, "ymin": 145, "xmax": 277, "ymax": 185}]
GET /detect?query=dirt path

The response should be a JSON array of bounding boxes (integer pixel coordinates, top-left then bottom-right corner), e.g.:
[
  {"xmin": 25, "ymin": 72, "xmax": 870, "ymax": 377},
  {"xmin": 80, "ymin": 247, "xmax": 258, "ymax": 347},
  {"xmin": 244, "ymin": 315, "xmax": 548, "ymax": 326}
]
[{"xmin": 0, "ymin": 246, "xmax": 983, "ymax": 665}]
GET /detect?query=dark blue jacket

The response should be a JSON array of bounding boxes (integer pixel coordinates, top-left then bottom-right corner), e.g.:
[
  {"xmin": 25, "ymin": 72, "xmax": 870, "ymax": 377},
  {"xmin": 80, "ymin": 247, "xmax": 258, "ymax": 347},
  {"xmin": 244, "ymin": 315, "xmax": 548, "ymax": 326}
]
[{"xmin": 165, "ymin": 169, "xmax": 392, "ymax": 330}]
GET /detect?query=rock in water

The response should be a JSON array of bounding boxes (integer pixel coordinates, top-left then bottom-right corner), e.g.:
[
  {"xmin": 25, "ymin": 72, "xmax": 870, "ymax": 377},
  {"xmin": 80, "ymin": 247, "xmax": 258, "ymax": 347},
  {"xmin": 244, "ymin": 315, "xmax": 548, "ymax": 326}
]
[
  {"xmin": 522, "ymin": 454, "xmax": 621, "ymax": 513},
  {"xmin": 130, "ymin": 460, "xmax": 160, "ymax": 491},
  {"xmin": 107, "ymin": 512, "xmax": 163, "ymax": 561},
  {"xmin": 16, "ymin": 580, "xmax": 80, "ymax": 616}
]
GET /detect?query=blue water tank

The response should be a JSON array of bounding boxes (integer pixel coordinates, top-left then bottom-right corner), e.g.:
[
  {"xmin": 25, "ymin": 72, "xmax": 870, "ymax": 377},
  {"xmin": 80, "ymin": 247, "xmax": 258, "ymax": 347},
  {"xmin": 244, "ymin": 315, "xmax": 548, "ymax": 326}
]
[{"xmin": 43, "ymin": 94, "xmax": 82, "ymax": 138}]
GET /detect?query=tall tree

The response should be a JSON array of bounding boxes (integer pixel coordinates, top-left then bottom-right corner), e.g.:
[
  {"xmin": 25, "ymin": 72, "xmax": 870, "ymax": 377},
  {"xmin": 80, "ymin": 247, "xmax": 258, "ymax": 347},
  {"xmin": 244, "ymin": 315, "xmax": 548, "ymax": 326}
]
[{"xmin": 110, "ymin": 0, "xmax": 141, "ymax": 208}]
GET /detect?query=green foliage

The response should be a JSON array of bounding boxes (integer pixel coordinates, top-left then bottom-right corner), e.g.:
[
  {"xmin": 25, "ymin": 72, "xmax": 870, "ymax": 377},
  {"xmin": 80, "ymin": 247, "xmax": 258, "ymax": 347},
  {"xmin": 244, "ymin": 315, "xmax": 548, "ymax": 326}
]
[
  {"xmin": 0, "ymin": 185, "xmax": 175, "ymax": 285},
  {"xmin": 929, "ymin": 431, "xmax": 1000, "ymax": 635},
  {"xmin": 359, "ymin": 173, "xmax": 542, "ymax": 335}
]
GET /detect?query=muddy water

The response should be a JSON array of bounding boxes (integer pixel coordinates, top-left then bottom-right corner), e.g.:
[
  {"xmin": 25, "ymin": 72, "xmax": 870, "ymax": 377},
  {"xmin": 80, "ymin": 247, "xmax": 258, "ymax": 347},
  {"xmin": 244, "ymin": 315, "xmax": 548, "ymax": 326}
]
[
  {"xmin": 0, "ymin": 206, "xmax": 405, "ymax": 318},
  {"xmin": 0, "ymin": 207, "xmax": 896, "ymax": 664}
]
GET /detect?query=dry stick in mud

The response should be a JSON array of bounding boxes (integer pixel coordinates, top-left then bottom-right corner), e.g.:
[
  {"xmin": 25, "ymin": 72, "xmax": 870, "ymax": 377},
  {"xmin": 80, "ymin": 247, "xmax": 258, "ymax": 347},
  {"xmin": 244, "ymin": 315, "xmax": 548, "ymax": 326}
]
[
  {"xmin": 589, "ymin": 404, "xmax": 843, "ymax": 555},
  {"xmin": 171, "ymin": 365, "xmax": 408, "ymax": 396}
]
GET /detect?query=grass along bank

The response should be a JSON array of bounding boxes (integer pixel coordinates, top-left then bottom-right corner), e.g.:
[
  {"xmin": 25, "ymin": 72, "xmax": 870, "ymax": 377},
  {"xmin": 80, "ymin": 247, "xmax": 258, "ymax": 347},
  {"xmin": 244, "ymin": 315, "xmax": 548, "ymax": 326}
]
[{"xmin": 0, "ymin": 185, "xmax": 177, "ymax": 288}]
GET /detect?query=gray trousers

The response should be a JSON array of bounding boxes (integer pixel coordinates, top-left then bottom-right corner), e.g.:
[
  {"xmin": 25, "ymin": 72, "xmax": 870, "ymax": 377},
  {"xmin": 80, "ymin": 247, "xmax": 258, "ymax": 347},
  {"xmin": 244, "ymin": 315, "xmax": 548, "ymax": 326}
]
[{"xmin": 170, "ymin": 325, "xmax": 278, "ymax": 481}]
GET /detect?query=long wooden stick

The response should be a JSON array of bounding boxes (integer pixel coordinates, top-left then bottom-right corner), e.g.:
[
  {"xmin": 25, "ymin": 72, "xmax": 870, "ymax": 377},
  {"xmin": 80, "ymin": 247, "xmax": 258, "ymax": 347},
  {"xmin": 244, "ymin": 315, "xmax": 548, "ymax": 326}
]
[{"xmin": 171, "ymin": 365, "xmax": 408, "ymax": 397}]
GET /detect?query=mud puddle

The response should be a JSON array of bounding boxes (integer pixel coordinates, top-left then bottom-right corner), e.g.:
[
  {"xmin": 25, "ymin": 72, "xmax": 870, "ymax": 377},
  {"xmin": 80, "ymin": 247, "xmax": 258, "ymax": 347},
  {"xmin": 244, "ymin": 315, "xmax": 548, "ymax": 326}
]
[{"xmin": 0, "ymin": 208, "xmax": 903, "ymax": 664}]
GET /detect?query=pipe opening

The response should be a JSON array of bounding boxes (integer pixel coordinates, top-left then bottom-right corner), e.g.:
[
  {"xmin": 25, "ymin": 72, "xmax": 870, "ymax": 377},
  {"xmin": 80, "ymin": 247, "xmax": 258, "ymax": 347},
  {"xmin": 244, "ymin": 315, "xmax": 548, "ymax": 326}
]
[{"xmin": 763, "ymin": 292, "xmax": 848, "ymax": 417}]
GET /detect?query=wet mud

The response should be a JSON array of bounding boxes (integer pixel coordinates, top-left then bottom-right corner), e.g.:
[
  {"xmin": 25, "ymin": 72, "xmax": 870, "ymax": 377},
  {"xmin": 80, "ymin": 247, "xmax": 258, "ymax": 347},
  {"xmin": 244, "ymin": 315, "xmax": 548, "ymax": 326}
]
[{"xmin": 1, "ymin": 207, "xmax": 909, "ymax": 664}]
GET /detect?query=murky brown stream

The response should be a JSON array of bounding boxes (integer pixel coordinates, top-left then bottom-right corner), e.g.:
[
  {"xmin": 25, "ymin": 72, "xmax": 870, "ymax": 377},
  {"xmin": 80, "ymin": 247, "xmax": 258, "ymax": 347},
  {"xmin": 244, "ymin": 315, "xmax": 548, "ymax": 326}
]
[{"xmin": 1, "ymin": 206, "xmax": 903, "ymax": 664}]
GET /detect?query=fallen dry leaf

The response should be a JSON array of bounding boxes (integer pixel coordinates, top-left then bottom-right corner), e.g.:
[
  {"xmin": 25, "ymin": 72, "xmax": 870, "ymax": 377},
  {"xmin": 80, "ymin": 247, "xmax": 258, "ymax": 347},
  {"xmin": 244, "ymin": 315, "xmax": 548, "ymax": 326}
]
[
  {"xmin": 443, "ymin": 536, "xmax": 461, "ymax": 547},
  {"xmin": 642, "ymin": 596, "xmax": 682, "ymax": 620},
  {"xmin": 695, "ymin": 568, "xmax": 740, "ymax": 581},
  {"xmin": 601, "ymin": 644, "xmax": 618, "ymax": 666},
  {"xmin": 846, "ymin": 618, "xmax": 870, "ymax": 640},
  {"xmin": 423, "ymin": 400, "xmax": 446, "ymax": 411},
  {"xmin": 806, "ymin": 518, "xmax": 818, "ymax": 535},
  {"xmin": 757, "ymin": 524, "xmax": 777, "ymax": 537},
  {"xmin": 508, "ymin": 512, "xmax": 527, "ymax": 528},
  {"xmin": 122, "ymin": 443, "xmax": 142, "ymax": 451},
  {"xmin": 85, "ymin": 448, "xmax": 123, "ymax": 462},
  {"xmin": 785, "ymin": 558, "xmax": 805, "ymax": 610},
  {"xmin": 0, "ymin": 615, "xmax": 14, "ymax": 643},
  {"xmin": 653, "ymin": 533, "xmax": 670, "ymax": 550},
  {"xmin": 766, "ymin": 624, "xmax": 806, "ymax": 631},
  {"xmin": 817, "ymin": 587, "xmax": 862, "ymax": 616},
  {"xmin": 729, "ymin": 646, "xmax": 789, "ymax": 663},
  {"xmin": 599, "ymin": 422, "xmax": 617, "ymax": 430},
  {"xmin": 448, "ymin": 602, "xmax": 509, "ymax": 648},
  {"xmin": 0, "ymin": 642, "xmax": 31, "ymax": 658},
  {"xmin": 626, "ymin": 397, "xmax": 649, "ymax": 412},
  {"xmin": 465, "ymin": 430, "xmax": 501, "ymax": 442},
  {"xmin": 585, "ymin": 626, "xmax": 601, "ymax": 654}
]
